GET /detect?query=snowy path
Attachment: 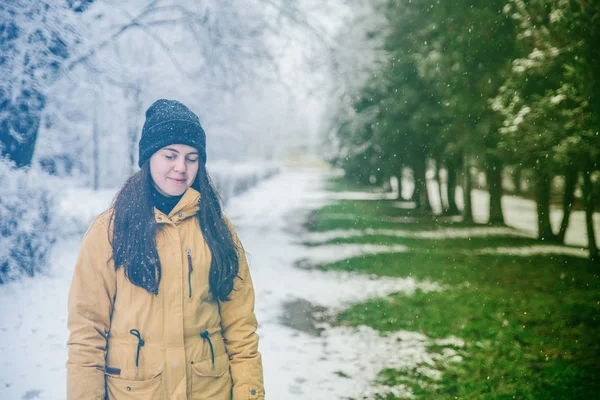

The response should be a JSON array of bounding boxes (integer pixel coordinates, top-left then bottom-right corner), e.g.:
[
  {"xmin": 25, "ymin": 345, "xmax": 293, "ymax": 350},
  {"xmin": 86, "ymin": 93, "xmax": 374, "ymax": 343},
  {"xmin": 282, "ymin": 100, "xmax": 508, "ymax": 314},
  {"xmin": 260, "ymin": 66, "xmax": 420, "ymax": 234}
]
[{"xmin": 221, "ymin": 170, "xmax": 454, "ymax": 399}]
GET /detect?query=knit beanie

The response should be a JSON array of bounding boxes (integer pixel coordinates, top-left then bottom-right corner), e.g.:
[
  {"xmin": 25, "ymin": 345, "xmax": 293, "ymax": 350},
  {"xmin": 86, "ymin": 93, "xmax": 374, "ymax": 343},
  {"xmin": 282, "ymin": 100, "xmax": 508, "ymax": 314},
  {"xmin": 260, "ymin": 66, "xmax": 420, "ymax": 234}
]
[{"xmin": 138, "ymin": 99, "xmax": 206, "ymax": 167}]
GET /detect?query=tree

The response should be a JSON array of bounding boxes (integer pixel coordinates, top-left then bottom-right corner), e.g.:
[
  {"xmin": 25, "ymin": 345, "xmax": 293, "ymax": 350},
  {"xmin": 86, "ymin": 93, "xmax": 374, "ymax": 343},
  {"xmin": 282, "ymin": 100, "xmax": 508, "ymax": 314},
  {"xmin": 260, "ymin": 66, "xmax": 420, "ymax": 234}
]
[
  {"xmin": 0, "ymin": 0, "xmax": 93, "ymax": 168},
  {"xmin": 3, "ymin": 0, "xmax": 335, "ymax": 185},
  {"xmin": 493, "ymin": 0, "xmax": 600, "ymax": 259},
  {"xmin": 331, "ymin": 0, "xmax": 516, "ymax": 219}
]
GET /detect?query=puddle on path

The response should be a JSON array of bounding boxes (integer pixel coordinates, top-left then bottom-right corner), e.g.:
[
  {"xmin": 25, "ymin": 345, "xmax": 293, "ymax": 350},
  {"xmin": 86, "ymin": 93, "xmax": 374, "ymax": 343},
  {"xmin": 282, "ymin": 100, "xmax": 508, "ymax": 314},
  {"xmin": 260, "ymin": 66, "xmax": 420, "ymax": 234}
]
[{"xmin": 279, "ymin": 298, "xmax": 328, "ymax": 336}]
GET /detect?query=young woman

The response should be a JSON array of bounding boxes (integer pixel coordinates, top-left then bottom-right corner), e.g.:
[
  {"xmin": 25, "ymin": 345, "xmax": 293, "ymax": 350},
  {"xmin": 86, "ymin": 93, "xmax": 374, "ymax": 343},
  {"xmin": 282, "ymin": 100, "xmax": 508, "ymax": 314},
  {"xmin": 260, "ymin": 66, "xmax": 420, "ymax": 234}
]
[{"xmin": 66, "ymin": 99, "xmax": 264, "ymax": 400}]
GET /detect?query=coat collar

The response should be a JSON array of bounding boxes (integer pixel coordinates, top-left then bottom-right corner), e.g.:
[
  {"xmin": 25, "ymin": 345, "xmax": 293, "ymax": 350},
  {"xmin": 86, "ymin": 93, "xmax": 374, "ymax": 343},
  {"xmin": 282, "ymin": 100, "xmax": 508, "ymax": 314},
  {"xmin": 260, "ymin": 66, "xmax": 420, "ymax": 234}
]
[{"xmin": 153, "ymin": 187, "xmax": 201, "ymax": 224}]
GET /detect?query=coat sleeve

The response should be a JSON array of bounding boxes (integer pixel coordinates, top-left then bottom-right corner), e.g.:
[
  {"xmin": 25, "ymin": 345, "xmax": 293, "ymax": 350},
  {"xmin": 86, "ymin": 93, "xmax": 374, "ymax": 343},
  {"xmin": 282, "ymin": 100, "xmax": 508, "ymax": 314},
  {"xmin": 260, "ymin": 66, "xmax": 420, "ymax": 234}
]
[
  {"xmin": 220, "ymin": 216, "xmax": 265, "ymax": 400},
  {"xmin": 66, "ymin": 215, "xmax": 116, "ymax": 400}
]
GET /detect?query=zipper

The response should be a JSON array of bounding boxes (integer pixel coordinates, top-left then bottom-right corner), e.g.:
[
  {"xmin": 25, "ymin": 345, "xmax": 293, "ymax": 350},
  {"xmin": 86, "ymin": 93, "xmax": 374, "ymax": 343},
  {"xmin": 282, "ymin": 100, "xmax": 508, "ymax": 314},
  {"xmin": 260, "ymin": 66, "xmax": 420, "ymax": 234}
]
[{"xmin": 186, "ymin": 249, "xmax": 193, "ymax": 298}]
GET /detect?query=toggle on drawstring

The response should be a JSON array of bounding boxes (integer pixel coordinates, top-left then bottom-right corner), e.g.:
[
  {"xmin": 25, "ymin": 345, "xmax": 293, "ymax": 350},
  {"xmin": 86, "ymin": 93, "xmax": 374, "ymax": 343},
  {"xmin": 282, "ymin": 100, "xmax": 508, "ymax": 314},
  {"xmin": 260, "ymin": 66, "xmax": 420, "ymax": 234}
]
[
  {"xmin": 200, "ymin": 330, "xmax": 215, "ymax": 371},
  {"xmin": 129, "ymin": 329, "xmax": 145, "ymax": 375}
]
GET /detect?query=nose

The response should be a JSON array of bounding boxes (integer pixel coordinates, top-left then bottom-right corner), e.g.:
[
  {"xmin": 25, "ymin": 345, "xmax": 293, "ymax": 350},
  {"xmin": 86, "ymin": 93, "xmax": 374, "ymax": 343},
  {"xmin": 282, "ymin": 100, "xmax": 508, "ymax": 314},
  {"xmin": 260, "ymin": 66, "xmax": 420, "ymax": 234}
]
[{"xmin": 173, "ymin": 157, "xmax": 187, "ymax": 173}]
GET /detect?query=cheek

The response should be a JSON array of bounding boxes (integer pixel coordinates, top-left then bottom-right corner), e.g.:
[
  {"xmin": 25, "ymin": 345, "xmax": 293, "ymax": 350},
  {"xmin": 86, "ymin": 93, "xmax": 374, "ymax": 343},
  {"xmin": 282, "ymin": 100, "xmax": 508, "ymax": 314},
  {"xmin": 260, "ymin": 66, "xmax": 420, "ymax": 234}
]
[
  {"xmin": 188, "ymin": 164, "xmax": 199, "ymax": 184},
  {"xmin": 150, "ymin": 167, "xmax": 159, "ymax": 183},
  {"xmin": 149, "ymin": 159, "xmax": 168, "ymax": 183}
]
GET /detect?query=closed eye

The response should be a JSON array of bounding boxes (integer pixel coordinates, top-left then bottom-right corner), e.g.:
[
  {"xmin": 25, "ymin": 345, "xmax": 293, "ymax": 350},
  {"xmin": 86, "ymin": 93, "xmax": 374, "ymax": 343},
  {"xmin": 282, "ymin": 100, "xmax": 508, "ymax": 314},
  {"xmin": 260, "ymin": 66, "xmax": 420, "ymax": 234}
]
[{"xmin": 166, "ymin": 155, "xmax": 176, "ymax": 160}]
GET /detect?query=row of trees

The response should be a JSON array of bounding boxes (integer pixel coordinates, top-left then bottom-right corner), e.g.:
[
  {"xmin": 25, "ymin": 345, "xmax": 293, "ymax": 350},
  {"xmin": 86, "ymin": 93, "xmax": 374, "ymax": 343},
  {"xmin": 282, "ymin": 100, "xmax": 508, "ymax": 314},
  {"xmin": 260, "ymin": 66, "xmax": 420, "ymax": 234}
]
[
  {"xmin": 329, "ymin": 0, "xmax": 599, "ymax": 261},
  {"xmin": 1, "ymin": 0, "xmax": 343, "ymax": 188}
]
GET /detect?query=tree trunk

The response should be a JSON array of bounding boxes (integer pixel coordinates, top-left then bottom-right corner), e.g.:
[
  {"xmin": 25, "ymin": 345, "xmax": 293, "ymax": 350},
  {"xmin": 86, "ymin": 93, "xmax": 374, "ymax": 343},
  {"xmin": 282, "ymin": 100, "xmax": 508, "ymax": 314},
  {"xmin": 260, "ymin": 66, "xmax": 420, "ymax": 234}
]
[
  {"xmin": 395, "ymin": 169, "xmax": 404, "ymax": 200},
  {"xmin": 462, "ymin": 154, "xmax": 473, "ymax": 222},
  {"xmin": 582, "ymin": 167, "xmax": 598, "ymax": 263},
  {"xmin": 534, "ymin": 166, "xmax": 557, "ymax": 241},
  {"xmin": 446, "ymin": 160, "xmax": 460, "ymax": 215},
  {"xmin": 92, "ymin": 96, "xmax": 100, "ymax": 191},
  {"xmin": 436, "ymin": 158, "xmax": 447, "ymax": 213},
  {"xmin": 513, "ymin": 165, "xmax": 522, "ymax": 195},
  {"xmin": 486, "ymin": 154, "xmax": 505, "ymax": 225},
  {"xmin": 0, "ymin": 90, "xmax": 45, "ymax": 168},
  {"xmin": 557, "ymin": 166, "xmax": 577, "ymax": 243},
  {"xmin": 374, "ymin": 166, "xmax": 385, "ymax": 187},
  {"xmin": 126, "ymin": 87, "xmax": 142, "ymax": 174},
  {"xmin": 413, "ymin": 157, "xmax": 431, "ymax": 211},
  {"xmin": 408, "ymin": 166, "xmax": 417, "ymax": 203}
]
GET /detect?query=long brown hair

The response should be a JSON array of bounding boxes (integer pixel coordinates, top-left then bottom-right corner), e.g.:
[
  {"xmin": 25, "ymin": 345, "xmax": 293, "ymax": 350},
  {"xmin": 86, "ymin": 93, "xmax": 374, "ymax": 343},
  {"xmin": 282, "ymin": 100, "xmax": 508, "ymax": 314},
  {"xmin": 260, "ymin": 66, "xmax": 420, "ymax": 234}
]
[{"xmin": 108, "ymin": 161, "xmax": 240, "ymax": 301}]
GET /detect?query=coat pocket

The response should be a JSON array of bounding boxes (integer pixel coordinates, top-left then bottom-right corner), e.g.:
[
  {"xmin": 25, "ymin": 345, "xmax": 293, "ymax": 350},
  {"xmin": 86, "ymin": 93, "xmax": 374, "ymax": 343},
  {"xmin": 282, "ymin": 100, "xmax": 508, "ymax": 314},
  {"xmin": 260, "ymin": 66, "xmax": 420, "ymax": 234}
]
[
  {"xmin": 190, "ymin": 352, "xmax": 231, "ymax": 399},
  {"xmin": 105, "ymin": 369, "xmax": 164, "ymax": 400}
]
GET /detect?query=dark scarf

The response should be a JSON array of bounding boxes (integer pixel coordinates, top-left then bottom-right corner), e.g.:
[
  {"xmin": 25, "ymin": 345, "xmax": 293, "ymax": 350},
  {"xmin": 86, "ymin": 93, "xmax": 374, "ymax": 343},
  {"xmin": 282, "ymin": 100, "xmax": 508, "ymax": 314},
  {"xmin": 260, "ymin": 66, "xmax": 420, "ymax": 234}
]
[{"xmin": 150, "ymin": 185, "xmax": 184, "ymax": 216}]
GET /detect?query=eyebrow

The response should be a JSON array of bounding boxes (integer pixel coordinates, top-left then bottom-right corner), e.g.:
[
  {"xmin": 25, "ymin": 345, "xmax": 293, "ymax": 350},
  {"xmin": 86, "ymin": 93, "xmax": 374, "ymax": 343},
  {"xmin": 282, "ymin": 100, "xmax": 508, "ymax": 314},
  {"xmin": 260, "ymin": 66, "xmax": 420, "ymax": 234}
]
[{"xmin": 163, "ymin": 147, "xmax": 199, "ymax": 156}]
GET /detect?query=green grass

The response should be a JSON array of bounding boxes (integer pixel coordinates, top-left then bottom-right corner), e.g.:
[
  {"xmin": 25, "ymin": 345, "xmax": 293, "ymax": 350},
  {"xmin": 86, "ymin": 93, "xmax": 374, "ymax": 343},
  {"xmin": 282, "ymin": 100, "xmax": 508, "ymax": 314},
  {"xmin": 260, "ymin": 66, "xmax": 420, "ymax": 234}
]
[
  {"xmin": 325, "ymin": 179, "xmax": 389, "ymax": 193},
  {"xmin": 307, "ymin": 199, "xmax": 482, "ymax": 232},
  {"xmin": 309, "ymin": 234, "xmax": 543, "ymax": 250},
  {"xmin": 314, "ymin": 199, "xmax": 422, "ymax": 218},
  {"xmin": 309, "ymin": 178, "xmax": 600, "ymax": 399}
]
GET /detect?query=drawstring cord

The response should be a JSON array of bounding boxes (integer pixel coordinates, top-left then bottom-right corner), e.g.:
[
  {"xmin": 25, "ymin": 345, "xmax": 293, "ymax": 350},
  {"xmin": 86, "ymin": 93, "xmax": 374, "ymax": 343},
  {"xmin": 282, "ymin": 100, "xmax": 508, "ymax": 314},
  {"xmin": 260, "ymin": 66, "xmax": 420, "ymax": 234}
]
[
  {"xmin": 200, "ymin": 330, "xmax": 215, "ymax": 371},
  {"xmin": 127, "ymin": 329, "xmax": 215, "ymax": 374},
  {"xmin": 129, "ymin": 329, "xmax": 145, "ymax": 375}
]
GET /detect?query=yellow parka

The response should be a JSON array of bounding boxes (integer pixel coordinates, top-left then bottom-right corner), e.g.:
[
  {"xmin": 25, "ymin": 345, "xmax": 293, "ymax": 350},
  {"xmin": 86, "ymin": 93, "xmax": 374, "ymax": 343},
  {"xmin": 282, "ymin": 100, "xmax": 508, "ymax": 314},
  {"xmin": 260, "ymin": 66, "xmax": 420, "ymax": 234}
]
[{"xmin": 66, "ymin": 188, "xmax": 264, "ymax": 400}]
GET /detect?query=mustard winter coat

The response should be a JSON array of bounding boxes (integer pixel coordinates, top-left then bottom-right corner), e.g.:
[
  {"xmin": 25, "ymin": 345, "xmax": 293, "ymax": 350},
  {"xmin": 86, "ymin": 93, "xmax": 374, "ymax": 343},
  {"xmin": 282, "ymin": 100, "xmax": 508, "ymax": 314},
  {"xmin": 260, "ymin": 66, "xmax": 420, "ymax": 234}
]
[{"xmin": 67, "ymin": 188, "xmax": 264, "ymax": 400}]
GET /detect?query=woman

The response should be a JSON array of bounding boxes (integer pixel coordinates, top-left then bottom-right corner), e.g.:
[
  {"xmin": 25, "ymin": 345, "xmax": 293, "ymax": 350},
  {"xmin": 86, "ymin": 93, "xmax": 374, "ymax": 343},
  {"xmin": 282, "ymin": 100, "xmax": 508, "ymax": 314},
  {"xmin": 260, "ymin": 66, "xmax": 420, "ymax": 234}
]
[{"xmin": 66, "ymin": 99, "xmax": 264, "ymax": 400}]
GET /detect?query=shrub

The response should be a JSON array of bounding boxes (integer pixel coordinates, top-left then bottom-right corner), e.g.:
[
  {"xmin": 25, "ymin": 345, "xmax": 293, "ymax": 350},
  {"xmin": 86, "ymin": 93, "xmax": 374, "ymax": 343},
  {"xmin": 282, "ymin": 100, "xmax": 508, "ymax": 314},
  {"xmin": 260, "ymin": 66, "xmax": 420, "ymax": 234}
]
[{"xmin": 0, "ymin": 157, "xmax": 58, "ymax": 283}]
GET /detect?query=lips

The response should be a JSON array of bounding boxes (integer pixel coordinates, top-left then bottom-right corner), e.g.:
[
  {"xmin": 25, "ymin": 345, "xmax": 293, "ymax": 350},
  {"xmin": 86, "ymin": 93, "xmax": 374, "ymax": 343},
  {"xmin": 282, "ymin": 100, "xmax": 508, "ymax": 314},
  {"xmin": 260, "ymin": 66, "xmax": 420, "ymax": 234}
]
[{"xmin": 168, "ymin": 177, "xmax": 187, "ymax": 184}]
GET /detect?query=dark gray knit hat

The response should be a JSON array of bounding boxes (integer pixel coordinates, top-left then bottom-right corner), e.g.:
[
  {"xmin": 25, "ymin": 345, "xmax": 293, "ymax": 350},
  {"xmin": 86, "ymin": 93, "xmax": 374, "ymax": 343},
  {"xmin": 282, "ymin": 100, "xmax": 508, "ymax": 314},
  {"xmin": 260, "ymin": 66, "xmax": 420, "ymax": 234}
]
[{"xmin": 138, "ymin": 99, "xmax": 206, "ymax": 167}]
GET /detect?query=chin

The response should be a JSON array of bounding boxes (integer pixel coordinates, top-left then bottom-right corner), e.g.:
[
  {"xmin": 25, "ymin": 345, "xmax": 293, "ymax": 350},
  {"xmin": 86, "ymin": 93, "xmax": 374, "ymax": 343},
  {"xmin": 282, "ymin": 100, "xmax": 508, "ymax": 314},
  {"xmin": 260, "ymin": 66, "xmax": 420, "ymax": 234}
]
[
  {"xmin": 168, "ymin": 187, "xmax": 188, "ymax": 196},
  {"xmin": 160, "ymin": 183, "xmax": 188, "ymax": 197}
]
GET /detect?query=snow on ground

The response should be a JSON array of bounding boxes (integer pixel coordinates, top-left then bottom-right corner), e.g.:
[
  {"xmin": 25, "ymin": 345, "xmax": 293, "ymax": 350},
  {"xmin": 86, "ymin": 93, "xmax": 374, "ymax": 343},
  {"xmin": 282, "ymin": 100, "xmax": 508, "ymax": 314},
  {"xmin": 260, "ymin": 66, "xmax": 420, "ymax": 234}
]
[
  {"xmin": 475, "ymin": 245, "xmax": 588, "ymax": 259},
  {"xmin": 299, "ymin": 243, "xmax": 409, "ymax": 262},
  {"xmin": 302, "ymin": 226, "xmax": 589, "ymax": 258},
  {"xmin": 253, "ymin": 325, "xmax": 463, "ymax": 400},
  {"xmin": 1, "ymin": 167, "xmax": 593, "ymax": 400},
  {"xmin": 328, "ymin": 190, "xmax": 398, "ymax": 200},
  {"xmin": 0, "ymin": 237, "xmax": 79, "ymax": 400},
  {"xmin": 303, "ymin": 226, "xmax": 531, "ymax": 244}
]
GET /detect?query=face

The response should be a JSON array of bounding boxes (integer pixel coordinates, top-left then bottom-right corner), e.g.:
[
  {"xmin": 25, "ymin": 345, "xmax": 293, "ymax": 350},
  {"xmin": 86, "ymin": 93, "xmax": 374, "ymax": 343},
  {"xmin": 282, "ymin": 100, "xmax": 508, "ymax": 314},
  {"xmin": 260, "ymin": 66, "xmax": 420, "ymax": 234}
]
[{"xmin": 149, "ymin": 144, "xmax": 200, "ymax": 197}]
